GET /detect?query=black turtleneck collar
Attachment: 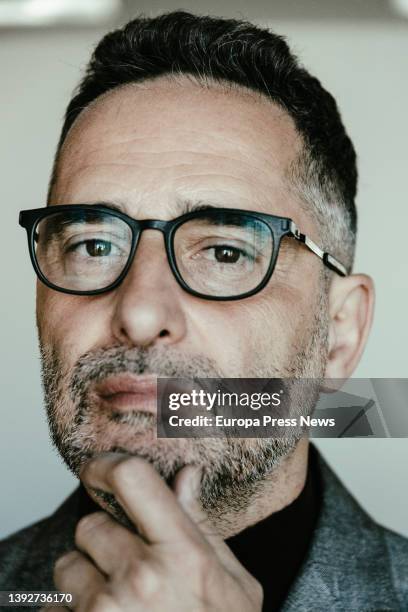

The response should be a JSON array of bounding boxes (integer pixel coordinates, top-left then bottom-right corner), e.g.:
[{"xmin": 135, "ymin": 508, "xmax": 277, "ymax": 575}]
[{"xmin": 226, "ymin": 446, "xmax": 321, "ymax": 611}]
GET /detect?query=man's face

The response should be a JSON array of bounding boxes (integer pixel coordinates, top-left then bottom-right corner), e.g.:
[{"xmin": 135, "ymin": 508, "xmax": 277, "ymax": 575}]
[{"xmin": 37, "ymin": 79, "xmax": 328, "ymax": 516}]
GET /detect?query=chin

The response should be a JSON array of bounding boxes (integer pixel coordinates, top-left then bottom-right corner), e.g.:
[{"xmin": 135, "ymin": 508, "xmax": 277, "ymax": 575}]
[{"xmin": 60, "ymin": 417, "xmax": 198, "ymax": 482}]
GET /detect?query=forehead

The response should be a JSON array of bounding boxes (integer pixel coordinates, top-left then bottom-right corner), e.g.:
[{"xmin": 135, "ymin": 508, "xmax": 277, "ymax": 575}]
[{"xmin": 53, "ymin": 78, "xmax": 304, "ymax": 220}]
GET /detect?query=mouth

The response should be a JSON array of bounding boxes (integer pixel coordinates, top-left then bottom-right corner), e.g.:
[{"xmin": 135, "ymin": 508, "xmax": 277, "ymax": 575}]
[{"xmin": 93, "ymin": 373, "xmax": 158, "ymax": 413}]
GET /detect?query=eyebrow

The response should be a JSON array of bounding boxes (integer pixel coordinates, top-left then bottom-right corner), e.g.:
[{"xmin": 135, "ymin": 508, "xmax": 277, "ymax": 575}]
[
  {"xmin": 85, "ymin": 198, "xmax": 220, "ymax": 218},
  {"xmin": 175, "ymin": 199, "xmax": 218, "ymax": 215}
]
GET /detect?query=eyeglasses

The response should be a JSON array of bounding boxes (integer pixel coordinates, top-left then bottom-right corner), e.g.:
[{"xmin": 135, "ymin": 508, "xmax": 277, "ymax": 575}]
[{"xmin": 19, "ymin": 204, "xmax": 347, "ymax": 301}]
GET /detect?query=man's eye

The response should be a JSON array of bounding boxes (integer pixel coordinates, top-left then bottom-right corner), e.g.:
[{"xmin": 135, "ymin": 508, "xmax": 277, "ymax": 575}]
[
  {"xmin": 85, "ymin": 239, "xmax": 112, "ymax": 257},
  {"xmin": 67, "ymin": 239, "xmax": 114, "ymax": 257},
  {"xmin": 212, "ymin": 245, "xmax": 242, "ymax": 263}
]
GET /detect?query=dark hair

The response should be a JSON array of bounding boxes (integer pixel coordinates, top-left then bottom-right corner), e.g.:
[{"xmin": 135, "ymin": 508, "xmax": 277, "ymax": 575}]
[{"xmin": 50, "ymin": 10, "xmax": 358, "ymax": 267}]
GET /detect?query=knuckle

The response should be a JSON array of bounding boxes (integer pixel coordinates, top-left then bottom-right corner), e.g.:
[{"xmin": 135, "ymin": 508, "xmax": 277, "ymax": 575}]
[
  {"xmin": 125, "ymin": 563, "xmax": 161, "ymax": 598},
  {"xmin": 75, "ymin": 512, "xmax": 109, "ymax": 542},
  {"xmin": 55, "ymin": 550, "xmax": 80, "ymax": 569},
  {"xmin": 53, "ymin": 550, "xmax": 81, "ymax": 584}
]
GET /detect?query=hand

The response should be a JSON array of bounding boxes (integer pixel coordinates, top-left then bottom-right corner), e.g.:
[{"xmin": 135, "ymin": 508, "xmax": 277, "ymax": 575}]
[{"xmin": 46, "ymin": 453, "xmax": 263, "ymax": 611}]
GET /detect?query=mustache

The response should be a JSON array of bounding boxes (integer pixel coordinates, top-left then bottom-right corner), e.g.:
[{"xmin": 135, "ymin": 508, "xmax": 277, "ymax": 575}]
[{"xmin": 69, "ymin": 344, "xmax": 222, "ymax": 404}]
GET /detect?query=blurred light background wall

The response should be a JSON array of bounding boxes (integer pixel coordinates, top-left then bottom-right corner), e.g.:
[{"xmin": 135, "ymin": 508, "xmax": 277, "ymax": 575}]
[{"xmin": 1, "ymin": 0, "xmax": 407, "ymax": 539}]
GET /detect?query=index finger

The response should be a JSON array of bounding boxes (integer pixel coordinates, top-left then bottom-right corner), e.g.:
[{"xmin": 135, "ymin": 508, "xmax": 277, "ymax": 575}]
[{"xmin": 80, "ymin": 452, "xmax": 209, "ymax": 547}]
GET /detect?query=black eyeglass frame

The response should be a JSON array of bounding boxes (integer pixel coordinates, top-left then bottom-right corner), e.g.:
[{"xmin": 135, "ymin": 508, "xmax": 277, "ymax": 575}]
[{"xmin": 19, "ymin": 204, "xmax": 347, "ymax": 301}]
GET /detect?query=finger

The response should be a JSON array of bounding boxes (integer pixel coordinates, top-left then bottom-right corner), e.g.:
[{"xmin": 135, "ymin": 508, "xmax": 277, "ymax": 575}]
[
  {"xmin": 75, "ymin": 511, "xmax": 146, "ymax": 576},
  {"xmin": 80, "ymin": 452, "xmax": 202, "ymax": 545},
  {"xmin": 53, "ymin": 549, "xmax": 106, "ymax": 607},
  {"xmin": 174, "ymin": 465, "xmax": 245, "ymax": 572}
]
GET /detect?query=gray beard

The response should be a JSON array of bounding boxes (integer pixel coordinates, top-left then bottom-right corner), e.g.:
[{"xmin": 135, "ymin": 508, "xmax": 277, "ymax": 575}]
[{"xmin": 39, "ymin": 292, "xmax": 328, "ymax": 528}]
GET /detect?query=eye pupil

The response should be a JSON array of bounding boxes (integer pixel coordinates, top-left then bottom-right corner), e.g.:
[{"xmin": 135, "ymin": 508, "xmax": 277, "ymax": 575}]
[
  {"xmin": 86, "ymin": 240, "xmax": 111, "ymax": 256},
  {"xmin": 215, "ymin": 246, "xmax": 240, "ymax": 263}
]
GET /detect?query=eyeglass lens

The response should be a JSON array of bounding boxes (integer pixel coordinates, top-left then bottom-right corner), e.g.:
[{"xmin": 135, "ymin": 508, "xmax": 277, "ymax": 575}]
[
  {"xmin": 173, "ymin": 212, "xmax": 273, "ymax": 297},
  {"xmin": 35, "ymin": 209, "xmax": 133, "ymax": 291}
]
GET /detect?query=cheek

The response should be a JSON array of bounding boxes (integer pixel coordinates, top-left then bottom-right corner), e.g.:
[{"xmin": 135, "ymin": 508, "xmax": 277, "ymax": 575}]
[
  {"xmin": 36, "ymin": 284, "xmax": 113, "ymax": 359},
  {"xmin": 242, "ymin": 306, "xmax": 293, "ymax": 367},
  {"xmin": 193, "ymin": 284, "xmax": 308, "ymax": 375}
]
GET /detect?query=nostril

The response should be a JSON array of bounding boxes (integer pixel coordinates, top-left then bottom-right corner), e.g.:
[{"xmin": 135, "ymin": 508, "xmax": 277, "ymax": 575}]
[{"xmin": 159, "ymin": 329, "xmax": 169, "ymax": 338}]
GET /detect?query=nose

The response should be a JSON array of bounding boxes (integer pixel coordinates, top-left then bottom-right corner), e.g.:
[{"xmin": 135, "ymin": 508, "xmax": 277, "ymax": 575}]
[{"xmin": 110, "ymin": 231, "xmax": 187, "ymax": 348}]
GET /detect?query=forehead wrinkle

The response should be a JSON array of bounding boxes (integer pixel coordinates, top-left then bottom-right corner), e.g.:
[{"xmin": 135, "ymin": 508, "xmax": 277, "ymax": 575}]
[
  {"xmin": 79, "ymin": 130, "xmax": 291, "ymax": 164},
  {"xmin": 57, "ymin": 121, "xmax": 285, "ymax": 182},
  {"xmin": 63, "ymin": 151, "xmax": 276, "ymax": 174}
]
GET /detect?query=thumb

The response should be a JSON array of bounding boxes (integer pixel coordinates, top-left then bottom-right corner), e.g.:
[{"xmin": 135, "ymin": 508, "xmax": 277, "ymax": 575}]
[
  {"xmin": 173, "ymin": 466, "xmax": 240, "ymax": 569},
  {"xmin": 173, "ymin": 464, "xmax": 205, "ymax": 524}
]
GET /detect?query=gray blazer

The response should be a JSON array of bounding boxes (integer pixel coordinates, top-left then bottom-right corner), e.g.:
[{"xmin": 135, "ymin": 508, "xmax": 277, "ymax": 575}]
[{"xmin": 1, "ymin": 452, "xmax": 407, "ymax": 611}]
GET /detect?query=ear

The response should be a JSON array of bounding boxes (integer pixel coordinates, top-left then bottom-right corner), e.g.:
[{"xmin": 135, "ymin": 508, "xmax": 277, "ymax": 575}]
[{"xmin": 325, "ymin": 274, "xmax": 375, "ymax": 379}]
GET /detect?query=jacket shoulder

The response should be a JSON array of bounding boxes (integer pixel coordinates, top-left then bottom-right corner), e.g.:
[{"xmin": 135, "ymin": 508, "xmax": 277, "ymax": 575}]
[{"xmin": 0, "ymin": 488, "xmax": 80, "ymax": 590}]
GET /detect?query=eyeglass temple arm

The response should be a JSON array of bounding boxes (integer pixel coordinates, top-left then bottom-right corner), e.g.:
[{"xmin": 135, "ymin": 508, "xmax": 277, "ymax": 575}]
[{"xmin": 289, "ymin": 221, "xmax": 347, "ymax": 277}]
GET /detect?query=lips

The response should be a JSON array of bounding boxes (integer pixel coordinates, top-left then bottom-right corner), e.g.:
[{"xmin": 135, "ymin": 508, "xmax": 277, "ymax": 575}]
[{"xmin": 93, "ymin": 374, "xmax": 158, "ymax": 413}]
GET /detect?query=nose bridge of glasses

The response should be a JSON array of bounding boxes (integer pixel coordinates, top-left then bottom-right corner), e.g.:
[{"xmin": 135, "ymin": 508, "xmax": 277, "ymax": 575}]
[
  {"xmin": 130, "ymin": 218, "xmax": 172, "ymax": 274},
  {"xmin": 133, "ymin": 219, "xmax": 172, "ymax": 257},
  {"xmin": 121, "ymin": 218, "xmax": 180, "ymax": 295},
  {"xmin": 137, "ymin": 219, "xmax": 170, "ymax": 232}
]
